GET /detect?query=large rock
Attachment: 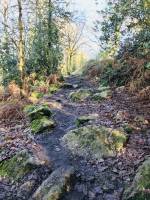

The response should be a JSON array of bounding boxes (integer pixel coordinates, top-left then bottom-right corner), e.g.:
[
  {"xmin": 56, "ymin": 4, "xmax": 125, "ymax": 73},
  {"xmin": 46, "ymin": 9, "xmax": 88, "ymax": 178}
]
[
  {"xmin": 76, "ymin": 114, "xmax": 98, "ymax": 127},
  {"xmin": 24, "ymin": 104, "xmax": 52, "ymax": 121},
  {"xmin": 62, "ymin": 83, "xmax": 79, "ymax": 89},
  {"xmin": 69, "ymin": 89, "xmax": 92, "ymax": 102},
  {"xmin": 92, "ymin": 90, "xmax": 112, "ymax": 102},
  {"xmin": 0, "ymin": 150, "xmax": 45, "ymax": 181},
  {"xmin": 92, "ymin": 85, "xmax": 112, "ymax": 102},
  {"xmin": 62, "ymin": 125, "xmax": 127, "ymax": 160},
  {"xmin": 123, "ymin": 158, "xmax": 150, "ymax": 200},
  {"xmin": 31, "ymin": 116, "xmax": 55, "ymax": 134},
  {"xmin": 28, "ymin": 92, "xmax": 44, "ymax": 104},
  {"xmin": 98, "ymin": 85, "xmax": 111, "ymax": 92},
  {"xmin": 61, "ymin": 83, "xmax": 74, "ymax": 89},
  {"xmin": 33, "ymin": 166, "xmax": 74, "ymax": 200},
  {"xmin": 24, "ymin": 104, "xmax": 55, "ymax": 134},
  {"xmin": 48, "ymin": 84, "xmax": 61, "ymax": 94}
]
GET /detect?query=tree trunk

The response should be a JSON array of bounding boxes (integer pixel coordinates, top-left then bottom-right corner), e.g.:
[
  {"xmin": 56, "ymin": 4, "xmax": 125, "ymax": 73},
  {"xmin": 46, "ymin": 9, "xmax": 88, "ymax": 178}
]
[
  {"xmin": 48, "ymin": 0, "xmax": 52, "ymax": 49},
  {"xmin": 47, "ymin": 0, "xmax": 53, "ymax": 74},
  {"xmin": 3, "ymin": 0, "xmax": 9, "ymax": 54},
  {"xmin": 17, "ymin": 0, "xmax": 25, "ymax": 86}
]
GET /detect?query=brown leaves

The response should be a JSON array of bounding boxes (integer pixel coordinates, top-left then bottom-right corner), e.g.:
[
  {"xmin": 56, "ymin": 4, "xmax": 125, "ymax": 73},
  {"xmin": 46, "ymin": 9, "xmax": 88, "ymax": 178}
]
[
  {"xmin": 137, "ymin": 86, "xmax": 150, "ymax": 101},
  {"xmin": 7, "ymin": 81, "xmax": 21, "ymax": 98},
  {"xmin": 0, "ymin": 100, "xmax": 25, "ymax": 124}
]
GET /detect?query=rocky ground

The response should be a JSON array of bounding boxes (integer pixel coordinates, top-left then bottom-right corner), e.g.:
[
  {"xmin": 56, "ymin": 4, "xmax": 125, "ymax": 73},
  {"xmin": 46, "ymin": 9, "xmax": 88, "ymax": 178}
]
[{"xmin": 0, "ymin": 75, "xmax": 150, "ymax": 200}]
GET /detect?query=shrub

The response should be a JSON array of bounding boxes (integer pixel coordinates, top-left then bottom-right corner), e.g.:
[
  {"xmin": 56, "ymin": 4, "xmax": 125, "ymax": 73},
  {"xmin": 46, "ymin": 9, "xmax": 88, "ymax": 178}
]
[
  {"xmin": 0, "ymin": 100, "xmax": 26, "ymax": 123},
  {"xmin": 82, "ymin": 58, "xmax": 116, "ymax": 78}
]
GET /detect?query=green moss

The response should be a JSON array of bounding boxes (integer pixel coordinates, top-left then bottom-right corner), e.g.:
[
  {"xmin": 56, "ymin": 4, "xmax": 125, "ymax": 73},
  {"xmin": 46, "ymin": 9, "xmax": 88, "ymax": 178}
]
[
  {"xmin": 48, "ymin": 84, "xmax": 61, "ymax": 94},
  {"xmin": 91, "ymin": 90, "xmax": 112, "ymax": 102},
  {"xmin": 69, "ymin": 89, "xmax": 92, "ymax": 102},
  {"xmin": 123, "ymin": 124, "xmax": 133, "ymax": 134},
  {"xmin": 31, "ymin": 92, "xmax": 44, "ymax": 99},
  {"xmin": 62, "ymin": 125, "xmax": 127, "ymax": 160},
  {"xmin": 0, "ymin": 151, "xmax": 33, "ymax": 181},
  {"xmin": 123, "ymin": 158, "xmax": 150, "ymax": 200},
  {"xmin": 24, "ymin": 104, "xmax": 52, "ymax": 121},
  {"xmin": 31, "ymin": 117, "xmax": 55, "ymax": 134},
  {"xmin": 111, "ymin": 129, "xmax": 127, "ymax": 151}
]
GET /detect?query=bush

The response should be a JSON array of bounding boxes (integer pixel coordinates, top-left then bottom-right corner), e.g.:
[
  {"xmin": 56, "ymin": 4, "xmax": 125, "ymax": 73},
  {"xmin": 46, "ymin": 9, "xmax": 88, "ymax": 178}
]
[
  {"xmin": 82, "ymin": 58, "xmax": 115, "ymax": 78},
  {"xmin": 82, "ymin": 55, "xmax": 149, "ymax": 92},
  {"xmin": 100, "ymin": 65, "xmax": 131, "ymax": 87}
]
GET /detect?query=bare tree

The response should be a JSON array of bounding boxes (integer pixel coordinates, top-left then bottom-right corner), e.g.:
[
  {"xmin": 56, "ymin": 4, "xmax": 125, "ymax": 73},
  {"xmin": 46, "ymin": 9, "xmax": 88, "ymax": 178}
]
[{"xmin": 62, "ymin": 21, "xmax": 85, "ymax": 73}]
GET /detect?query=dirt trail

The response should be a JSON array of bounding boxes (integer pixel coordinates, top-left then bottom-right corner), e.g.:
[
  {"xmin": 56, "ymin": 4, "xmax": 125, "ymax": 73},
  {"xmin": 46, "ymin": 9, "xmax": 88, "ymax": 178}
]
[{"xmin": 35, "ymin": 75, "xmax": 150, "ymax": 200}]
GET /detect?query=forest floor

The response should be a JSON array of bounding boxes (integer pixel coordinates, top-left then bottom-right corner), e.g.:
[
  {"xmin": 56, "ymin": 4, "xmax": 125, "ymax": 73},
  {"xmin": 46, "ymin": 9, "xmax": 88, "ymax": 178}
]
[{"xmin": 0, "ymin": 75, "xmax": 150, "ymax": 200}]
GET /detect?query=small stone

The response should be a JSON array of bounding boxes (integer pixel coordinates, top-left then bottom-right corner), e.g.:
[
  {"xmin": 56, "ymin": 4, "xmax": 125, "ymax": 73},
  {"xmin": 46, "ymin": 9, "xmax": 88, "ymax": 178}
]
[
  {"xmin": 76, "ymin": 173, "xmax": 81, "ymax": 178},
  {"xmin": 73, "ymin": 84, "xmax": 79, "ymax": 89},
  {"xmin": 82, "ymin": 185, "xmax": 88, "ymax": 195},
  {"xmin": 87, "ymin": 175, "xmax": 95, "ymax": 182},
  {"xmin": 98, "ymin": 166, "xmax": 108, "ymax": 172},
  {"xmin": 104, "ymin": 194, "xmax": 117, "ymax": 200},
  {"xmin": 88, "ymin": 191, "xmax": 95, "ymax": 199},
  {"xmin": 75, "ymin": 184, "xmax": 85, "ymax": 193},
  {"xmin": 98, "ymin": 159, "xmax": 104, "ymax": 163},
  {"xmin": 94, "ymin": 186, "xmax": 103, "ymax": 194},
  {"xmin": 112, "ymin": 168, "xmax": 118, "ymax": 173},
  {"xmin": 55, "ymin": 147, "xmax": 61, "ymax": 152}
]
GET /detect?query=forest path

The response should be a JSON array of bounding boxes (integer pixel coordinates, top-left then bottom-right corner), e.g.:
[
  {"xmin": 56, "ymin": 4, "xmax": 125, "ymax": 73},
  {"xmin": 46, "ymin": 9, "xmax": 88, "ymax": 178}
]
[
  {"xmin": 36, "ymin": 75, "xmax": 95, "ymax": 168},
  {"xmin": 36, "ymin": 75, "xmax": 149, "ymax": 200}
]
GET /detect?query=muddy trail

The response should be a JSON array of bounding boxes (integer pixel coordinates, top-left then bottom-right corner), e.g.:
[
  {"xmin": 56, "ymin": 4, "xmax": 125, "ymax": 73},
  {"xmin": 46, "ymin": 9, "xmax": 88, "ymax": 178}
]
[
  {"xmin": 34, "ymin": 75, "xmax": 149, "ymax": 200},
  {"xmin": 0, "ymin": 75, "xmax": 149, "ymax": 200}
]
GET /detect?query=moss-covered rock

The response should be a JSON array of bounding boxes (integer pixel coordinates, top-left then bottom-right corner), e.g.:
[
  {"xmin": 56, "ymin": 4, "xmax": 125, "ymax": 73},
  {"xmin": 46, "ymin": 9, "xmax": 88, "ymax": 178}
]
[
  {"xmin": 31, "ymin": 117, "xmax": 55, "ymax": 134},
  {"xmin": 69, "ymin": 89, "xmax": 92, "ymax": 102},
  {"xmin": 123, "ymin": 158, "xmax": 150, "ymax": 200},
  {"xmin": 48, "ymin": 84, "xmax": 61, "ymax": 94},
  {"xmin": 62, "ymin": 83, "xmax": 74, "ymax": 89},
  {"xmin": 62, "ymin": 125, "xmax": 127, "ymax": 160},
  {"xmin": 24, "ymin": 104, "xmax": 55, "ymax": 134},
  {"xmin": 28, "ymin": 92, "xmax": 44, "ymax": 103},
  {"xmin": 24, "ymin": 104, "xmax": 52, "ymax": 121},
  {"xmin": 31, "ymin": 92, "xmax": 44, "ymax": 99},
  {"xmin": 76, "ymin": 114, "xmax": 98, "ymax": 127},
  {"xmin": 92, "ymin": 90, "xmax": 112, "ymax": 102},
  {"xmin": 91, "ymin": 93, "xmax": 104, "ymax": 101},
  {"xmin": 33, "ymin": 166, "xmax": 74, "ymax": 200},
  {"xmin": 62, "ymin": 83, "xmax": 79, "ymax": 89},
  {"xmin": 0, "ymin": 150, "xmax": 42, "ymax": 181},
  {"xmin": 98, "ymin": 85, "xmax": 111, "ymax": 92}
]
